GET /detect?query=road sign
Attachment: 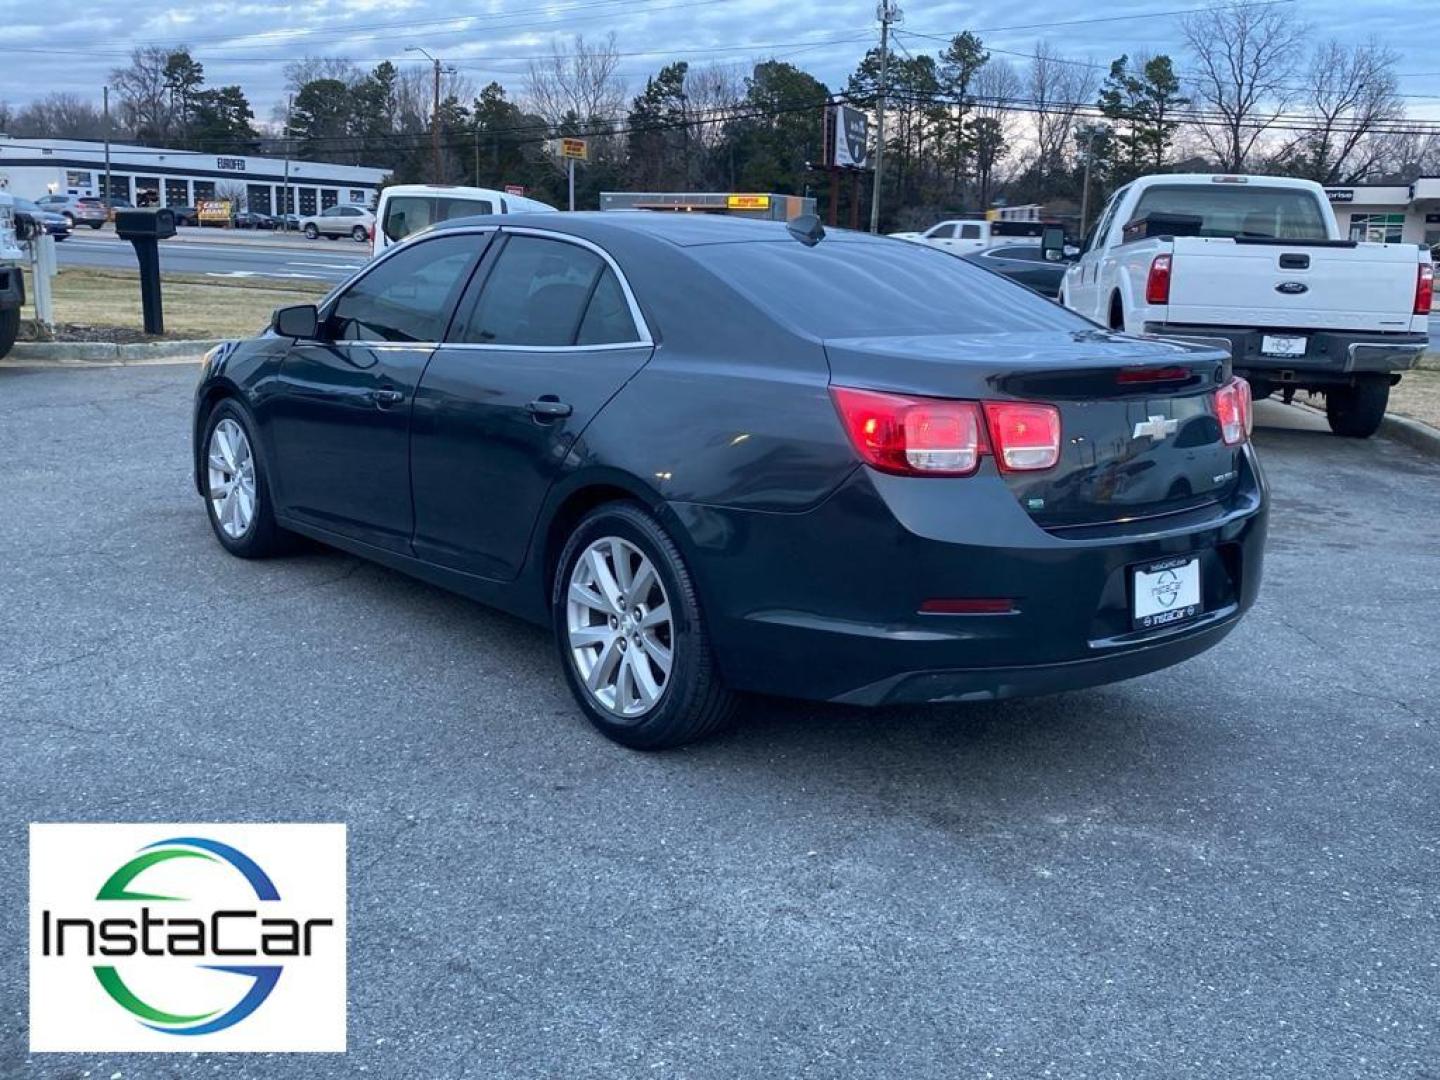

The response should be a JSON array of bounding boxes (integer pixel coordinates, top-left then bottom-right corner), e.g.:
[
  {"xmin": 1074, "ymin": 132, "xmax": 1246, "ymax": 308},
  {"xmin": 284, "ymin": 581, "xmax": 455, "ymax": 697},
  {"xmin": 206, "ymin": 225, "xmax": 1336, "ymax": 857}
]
[
  {"xmin": 560, "ymin": 138, "xmax": 588, "ymax": 161},
  {"xmin": 197, "ymin": 199, "xmax": 232, "ymax": 224},
  {"xmin": 504, "ymin": 184, "xmax": 526, "ymax": 196}
]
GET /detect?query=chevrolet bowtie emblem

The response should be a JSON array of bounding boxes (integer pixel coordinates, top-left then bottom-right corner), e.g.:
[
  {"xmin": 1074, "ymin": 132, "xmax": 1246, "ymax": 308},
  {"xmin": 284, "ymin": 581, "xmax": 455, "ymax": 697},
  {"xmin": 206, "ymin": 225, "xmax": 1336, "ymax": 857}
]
[{"xmin": 1132, "ymin": 415, "xmax": 1178, "ymax": 441}]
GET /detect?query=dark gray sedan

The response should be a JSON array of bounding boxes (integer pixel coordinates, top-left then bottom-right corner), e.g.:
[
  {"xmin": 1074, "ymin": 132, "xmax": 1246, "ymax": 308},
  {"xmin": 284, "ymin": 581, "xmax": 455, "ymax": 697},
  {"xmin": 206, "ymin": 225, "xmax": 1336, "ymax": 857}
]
[
  {"xmin": 191, "ymin": 213, "xmax": 1266, "ymax": 748},
  {"xmin": 962, "ymin": 243, "xmax": 1069, "ymax": 297}
]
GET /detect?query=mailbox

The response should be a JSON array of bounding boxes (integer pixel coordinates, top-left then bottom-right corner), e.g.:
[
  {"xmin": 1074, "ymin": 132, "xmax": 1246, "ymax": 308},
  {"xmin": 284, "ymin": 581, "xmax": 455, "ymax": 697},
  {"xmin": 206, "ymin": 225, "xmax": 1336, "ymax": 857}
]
[{"xmin": 115, "ymin": 208, "xmax": 176, "ymax": 240}]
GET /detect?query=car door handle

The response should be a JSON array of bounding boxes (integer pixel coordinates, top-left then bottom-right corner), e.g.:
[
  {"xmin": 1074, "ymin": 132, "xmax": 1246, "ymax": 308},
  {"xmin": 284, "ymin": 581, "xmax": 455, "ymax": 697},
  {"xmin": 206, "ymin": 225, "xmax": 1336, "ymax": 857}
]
[
  {"xmin": 527, "ymin": 397, "xmax": 573, "ymax": 419},
  {"xmin": 369, "ymin": 388, "xmax": 405, "ymax": 408}
]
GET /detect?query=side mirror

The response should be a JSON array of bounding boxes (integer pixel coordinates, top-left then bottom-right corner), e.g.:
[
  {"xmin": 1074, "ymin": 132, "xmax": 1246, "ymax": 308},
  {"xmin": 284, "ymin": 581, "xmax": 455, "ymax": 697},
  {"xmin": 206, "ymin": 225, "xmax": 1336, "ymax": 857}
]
[
  {"xmin": 1041, "ymin": 224, "xmax": 1066, "ymax": 263},
  {"xmin": 272, "ymin": 304, "xmax": 319, "ymax": 339}
]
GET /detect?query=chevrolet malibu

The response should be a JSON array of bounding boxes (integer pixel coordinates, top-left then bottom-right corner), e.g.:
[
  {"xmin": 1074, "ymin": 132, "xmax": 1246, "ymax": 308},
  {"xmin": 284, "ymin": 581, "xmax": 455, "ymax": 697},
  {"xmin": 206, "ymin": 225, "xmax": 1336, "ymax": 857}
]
[{"xmin": 192, "ymin": 213, "xmax": 1267, "ymax": 749}]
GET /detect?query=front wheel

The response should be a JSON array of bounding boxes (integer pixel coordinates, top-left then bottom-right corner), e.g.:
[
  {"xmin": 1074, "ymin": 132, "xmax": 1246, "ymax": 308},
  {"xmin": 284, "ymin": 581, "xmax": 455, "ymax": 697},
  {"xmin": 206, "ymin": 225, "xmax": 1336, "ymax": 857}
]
[
  {"xmin": 351, "ymin": 226, "xmax": 368, "ymax": 243},
  {"xmin": 1325, "ymin": 379, "xmax": 1390, "ymax": 438},
  {"xmin": 303, "ymin": 224, "xmax": 318, "ymax": 239},
  {"xmin": 201, "ymin": 401, "xmax": 290, "ymax": 558},
  {"xmin": 553, "ymin": 503, "xmax": 738, "ymax": 749},
  {"xmin": 89, "ymin": 222, "xmax": 103, "ymax": 229}
]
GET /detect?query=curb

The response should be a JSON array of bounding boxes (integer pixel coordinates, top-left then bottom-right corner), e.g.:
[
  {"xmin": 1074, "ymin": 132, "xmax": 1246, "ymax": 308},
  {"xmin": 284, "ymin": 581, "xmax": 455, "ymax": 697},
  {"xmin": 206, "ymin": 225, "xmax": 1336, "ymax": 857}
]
[
  {"xmin": 1, "ymin": 338, "xmax": 220, "ymax": 367},
  {"xmin": 1379, "ymin": 412, "xmax": 1440, "ymax": 457}
]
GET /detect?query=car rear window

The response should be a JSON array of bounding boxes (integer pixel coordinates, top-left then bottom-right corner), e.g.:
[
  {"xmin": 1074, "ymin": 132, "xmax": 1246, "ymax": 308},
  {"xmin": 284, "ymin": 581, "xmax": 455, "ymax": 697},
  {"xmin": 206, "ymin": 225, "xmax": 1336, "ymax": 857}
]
[
  {"xmin": 78, "ymin": 198, "xmax": 103, "ymax": 206},
  {"xmin": 700, "ymin": 239, "xmax": 1086, "ymax": 338},
  {"xmin": 1129, "ymin": 184, "xmax": 1330, "ymax": 241},
  {"xmin": 384, "ymin": 195, "xmax": 494, "ymax": 242}
]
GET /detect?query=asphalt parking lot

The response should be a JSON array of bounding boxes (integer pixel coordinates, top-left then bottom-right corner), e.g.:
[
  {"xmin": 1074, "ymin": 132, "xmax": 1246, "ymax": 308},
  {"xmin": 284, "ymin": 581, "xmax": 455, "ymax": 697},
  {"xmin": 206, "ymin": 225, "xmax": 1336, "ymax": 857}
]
[{"xmin": 1, "ymin": 364, "xmax": 1437, "ymax": 1078}]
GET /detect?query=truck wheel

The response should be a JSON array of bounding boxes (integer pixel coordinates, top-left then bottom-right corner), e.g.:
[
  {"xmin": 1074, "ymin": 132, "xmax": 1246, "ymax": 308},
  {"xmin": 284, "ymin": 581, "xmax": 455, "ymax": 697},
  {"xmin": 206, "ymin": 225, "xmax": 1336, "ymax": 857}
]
[
  {"xmin": 0, "ymin": 306, "xmax": 19, "ymax": 360},
  {"xmin": 1325, "ymin": 379, "xmax": 1390, "ymax": 438},
  {"xmin": 1109, "ymin": 294, "xmax": 1124, "ymax": 331}
]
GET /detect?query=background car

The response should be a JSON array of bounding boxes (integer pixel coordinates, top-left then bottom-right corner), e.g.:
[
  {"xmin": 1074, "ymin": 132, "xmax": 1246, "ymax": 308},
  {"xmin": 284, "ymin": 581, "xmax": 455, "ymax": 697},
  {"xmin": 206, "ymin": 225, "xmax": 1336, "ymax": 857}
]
[
  {"xmin": 35, "ymin": 194, "xmax": 107, "ymax": 229},
  {"xmin": 168, "ymin": 205, "xmax": 200, "ymax": 227},
  {"xmin": 192, "ymin": 213, "xmax": 1266, "ymax": 750},
  {"xmin": 299, "ymin": 204, "xmax": 374, "ymax": 242},
  {"xmin": 11, "ymin": 196, "xmax": 72, "ymax": 241},
  {"xmin": 962, "ymin": 244, "xmax": 1069, "ymax": 298},
  {"xmin": 233, "ymin": 209, "xmax": 276, "ymax": 229}
]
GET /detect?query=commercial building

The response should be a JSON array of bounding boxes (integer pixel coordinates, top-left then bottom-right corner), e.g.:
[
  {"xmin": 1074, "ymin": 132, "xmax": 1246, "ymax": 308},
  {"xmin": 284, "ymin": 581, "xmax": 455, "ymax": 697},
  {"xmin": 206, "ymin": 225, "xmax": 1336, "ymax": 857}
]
[
  {"xmin": 1324, "ymin": 177, "xmax": 1440, "ymax": 249},
  {"xmin": 599, "ymin": 192, "xmax": 816, "ymax": 220},
  {"xmin": 0, "ymin": 137, "xmax": 386, "ymax": 217}
]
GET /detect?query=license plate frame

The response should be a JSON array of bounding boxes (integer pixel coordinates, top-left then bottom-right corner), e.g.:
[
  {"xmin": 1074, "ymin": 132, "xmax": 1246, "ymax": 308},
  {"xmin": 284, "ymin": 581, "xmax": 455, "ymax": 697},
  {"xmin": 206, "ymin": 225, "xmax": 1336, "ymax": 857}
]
[
  {"xmin": 1260, "ymin": 334, "xmax": 1307, "ymax": 358},
  {"xmin": 1131, "ymin": 557, "xmax": 1203, "ymax": 631}
]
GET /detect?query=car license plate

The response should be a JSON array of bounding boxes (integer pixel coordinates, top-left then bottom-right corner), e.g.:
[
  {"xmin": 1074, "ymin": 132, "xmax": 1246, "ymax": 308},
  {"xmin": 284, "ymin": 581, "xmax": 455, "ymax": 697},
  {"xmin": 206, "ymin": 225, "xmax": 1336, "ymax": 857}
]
[
  {"xmin": 1261, "ymin": 334, "xmax": 1306, "ymax": 357},
  {"xmin": 1132, "ymin": 557, "xmax": 1202, "ymax": 631}
]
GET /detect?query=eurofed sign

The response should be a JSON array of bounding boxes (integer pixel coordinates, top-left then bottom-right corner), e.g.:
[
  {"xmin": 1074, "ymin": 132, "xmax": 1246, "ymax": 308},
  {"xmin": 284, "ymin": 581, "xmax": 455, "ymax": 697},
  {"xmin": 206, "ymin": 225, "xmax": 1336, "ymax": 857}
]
[{"xmin": 29, "ymin": 823, "xmax": 346, "ymax": 1052}]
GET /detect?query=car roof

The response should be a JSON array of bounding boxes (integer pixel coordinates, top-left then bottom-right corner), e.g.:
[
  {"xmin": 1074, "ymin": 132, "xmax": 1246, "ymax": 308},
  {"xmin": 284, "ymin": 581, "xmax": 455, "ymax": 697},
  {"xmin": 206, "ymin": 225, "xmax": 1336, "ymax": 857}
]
[{"xmin": 431, "ymin": 210, "xmax": 882, "ymax": 248}]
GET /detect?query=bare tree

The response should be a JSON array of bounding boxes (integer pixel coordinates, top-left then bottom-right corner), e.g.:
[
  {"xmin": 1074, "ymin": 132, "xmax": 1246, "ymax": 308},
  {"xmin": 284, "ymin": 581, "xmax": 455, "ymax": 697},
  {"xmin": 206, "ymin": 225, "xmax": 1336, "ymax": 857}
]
[
  {"xmin": 971, "ymin": 59, "xmax": 1023, "ymax": 203},
  {"xmin": 11, "ymin": 93, "xmax": 107, "ymax": 139},
  {"xmin": 1182, "ymin": 2, "xmax": 1308, "ymax": 171},
  {"xmin": 525, "ymin": 32, "xmax": 627, "ymax": 131},
  {"xmin": 282, "ymin": 57, "xmax": 362, "ymax": 97},
  {"xmin": 1028, "ymin": 41, "xmax": 1096, "ymax": 183},
  {"xmin": 111, "ymin": 46, "xmax": 181, "ymax": 141},
  {"xmin": 1279, "ymin": 39, "xmax": 1401, "ymax": 183}
]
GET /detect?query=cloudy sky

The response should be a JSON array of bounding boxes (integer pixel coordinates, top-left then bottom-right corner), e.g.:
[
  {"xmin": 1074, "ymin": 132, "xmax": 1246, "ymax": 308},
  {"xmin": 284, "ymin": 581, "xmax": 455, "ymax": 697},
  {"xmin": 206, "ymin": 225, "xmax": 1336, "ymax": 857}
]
[{"xmin": 3, "ymin": 0, "xmax": 1437, "ymax": 124}]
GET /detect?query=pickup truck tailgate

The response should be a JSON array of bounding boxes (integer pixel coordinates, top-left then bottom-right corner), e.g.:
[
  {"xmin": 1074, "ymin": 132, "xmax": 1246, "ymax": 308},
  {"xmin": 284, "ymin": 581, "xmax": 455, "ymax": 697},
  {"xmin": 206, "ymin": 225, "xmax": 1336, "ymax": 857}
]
[{"xmin": 1165, "ymin": 238, "xmax": 1418, "ymax": 333}]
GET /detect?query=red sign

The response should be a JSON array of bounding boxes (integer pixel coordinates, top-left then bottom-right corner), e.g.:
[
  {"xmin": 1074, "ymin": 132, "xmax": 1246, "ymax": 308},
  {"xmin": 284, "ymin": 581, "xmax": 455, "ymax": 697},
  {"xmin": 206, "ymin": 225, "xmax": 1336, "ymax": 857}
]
[{"xmin": 504, "ymin": 185, "xmax": 526, "ymax": 197}]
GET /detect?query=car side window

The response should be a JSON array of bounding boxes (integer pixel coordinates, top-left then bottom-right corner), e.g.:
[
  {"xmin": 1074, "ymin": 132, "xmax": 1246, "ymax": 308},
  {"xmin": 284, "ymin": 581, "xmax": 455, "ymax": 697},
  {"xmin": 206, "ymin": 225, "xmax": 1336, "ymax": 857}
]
[
  {"xmin": 575, "ymin": 268, "xmax": 640, "ymax": 346},
  {"xmin": 327, "ymin": 234, "xmax": 479, "ymax": 344},
  {"xmin": 959, "ymin": 223, "xmax": 983, "ymax": 239},
  {"xmin": 928, "ymin": 224, "xmax": 955, "ymax": 239},
  {"xmin": 459, "ymin": 235, "xmax": 612, "ymax": 347}
]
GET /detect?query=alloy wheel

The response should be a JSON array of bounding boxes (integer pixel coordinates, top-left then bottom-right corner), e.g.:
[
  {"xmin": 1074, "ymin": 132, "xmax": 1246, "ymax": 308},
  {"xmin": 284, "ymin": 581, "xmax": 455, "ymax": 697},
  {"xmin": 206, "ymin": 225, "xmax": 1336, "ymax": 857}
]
[
  {"xmin": 207, "ymin": 418, "xmax": 258, "ymax": 539},
  {"xmin": 566, "ymin": 537, "xmax": 674, "ymax": 720}
]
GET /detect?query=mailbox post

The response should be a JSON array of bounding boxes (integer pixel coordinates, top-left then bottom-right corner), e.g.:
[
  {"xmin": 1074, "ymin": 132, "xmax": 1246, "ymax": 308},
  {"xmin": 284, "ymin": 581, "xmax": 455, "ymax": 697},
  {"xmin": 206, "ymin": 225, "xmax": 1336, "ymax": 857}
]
[{"xmin": 114, "ymin": 208, "xmax": 176, "ymax": 335}]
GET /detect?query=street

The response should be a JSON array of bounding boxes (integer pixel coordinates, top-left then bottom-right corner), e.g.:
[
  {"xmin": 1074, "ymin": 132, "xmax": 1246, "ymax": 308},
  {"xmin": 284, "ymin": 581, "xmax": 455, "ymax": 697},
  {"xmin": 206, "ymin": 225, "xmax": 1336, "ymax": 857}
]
[
  {"xmin": 1, "ymin": 364, "xmax": 1437, "ymax": 1078},
  {"xmin": 55, "ymin": 228, "xmax": 370, "ymax": 284}
]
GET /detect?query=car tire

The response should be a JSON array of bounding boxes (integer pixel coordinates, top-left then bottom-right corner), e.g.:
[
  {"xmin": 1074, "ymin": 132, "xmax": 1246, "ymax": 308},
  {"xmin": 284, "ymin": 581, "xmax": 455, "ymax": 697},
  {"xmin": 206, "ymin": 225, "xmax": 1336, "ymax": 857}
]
[
  {"xmin": 351, "ymin": 226, "xmax": 368, "ymax": 243},
  {"xmin": 1325, "ymin": 378, "xmax": 1389, "ymax": 438},
  {"xmin": 325, "ymin": 232, "xmax": 338, "ymax": 241},
  {"xmin": 89, "ymin": 222, "xmax": 102, "ymax": 230},
  {"xmin": 0, "ymin": 306, "xmax": 20, "ymax": 360},
  {"xmin": 201, "ymin": 400, "xmax": 290, "ymax": 558},
  {"xmin": 553, "ymin": 503, "xmax": 738, "ymax": 750},
  {"xmin": 303, "ymin": 224, "xmax": 318, "ymax": 239}
]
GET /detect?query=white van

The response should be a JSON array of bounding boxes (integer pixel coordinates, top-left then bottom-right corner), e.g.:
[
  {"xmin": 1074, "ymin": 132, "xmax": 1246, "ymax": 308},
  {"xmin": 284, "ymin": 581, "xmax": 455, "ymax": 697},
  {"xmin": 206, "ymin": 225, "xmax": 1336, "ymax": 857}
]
[{"xmin": 373, "ymin": 185, "xmax": 558, "ymax": 255}]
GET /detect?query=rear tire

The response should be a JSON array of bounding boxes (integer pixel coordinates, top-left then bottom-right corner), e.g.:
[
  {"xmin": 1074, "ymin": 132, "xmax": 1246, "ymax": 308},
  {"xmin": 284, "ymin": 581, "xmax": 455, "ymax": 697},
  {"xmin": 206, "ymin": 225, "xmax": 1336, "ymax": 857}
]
[
  {"xmin": 553, "ymin": 503, "xmax": 738, "ymax": 750},
  {"xmin": 1325, "ymin": 379, "xmax": 1389, "ymax": 438},
  {"xmin": 351, "ymin": 226, "xmax": 368, "ymax": 242},
  {"xmin": 0, "ymin": 306, "xmax": 19, "ymax": 360},
  {"xmin": 303, "ymin": 224, "xmax": 318, "ymax": 239}
]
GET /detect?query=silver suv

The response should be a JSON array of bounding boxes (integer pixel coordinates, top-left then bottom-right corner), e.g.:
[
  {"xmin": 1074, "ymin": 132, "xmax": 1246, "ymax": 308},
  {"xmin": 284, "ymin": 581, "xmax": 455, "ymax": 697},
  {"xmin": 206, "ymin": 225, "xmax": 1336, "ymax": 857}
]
[
  {"xmin": 35, "ymin": 194, "xmax": 108, "ymax": 229},
  {"xmin": 299, "ymin": 204, "xmax": 374, "ymax": 242}
]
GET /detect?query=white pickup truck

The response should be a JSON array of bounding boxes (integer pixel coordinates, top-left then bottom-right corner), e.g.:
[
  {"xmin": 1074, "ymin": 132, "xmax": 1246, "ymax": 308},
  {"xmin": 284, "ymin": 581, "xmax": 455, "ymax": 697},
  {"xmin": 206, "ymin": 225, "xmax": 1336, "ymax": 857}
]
[
  {"xmin": 1060, "ymin": 174, "xmax": 1432, "ymax": 437},
  {"xmin": 0, "ymin": 192, "xmax": 27, "ymax": 361},
  {"xmin": 892, "ymin": 218, "xmax": 1045, "ymax": 255}
]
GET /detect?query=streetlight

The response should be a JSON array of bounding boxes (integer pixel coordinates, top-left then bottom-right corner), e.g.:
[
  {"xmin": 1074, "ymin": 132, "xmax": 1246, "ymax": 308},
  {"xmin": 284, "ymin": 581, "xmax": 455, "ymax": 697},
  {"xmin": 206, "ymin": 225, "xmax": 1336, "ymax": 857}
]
[{"xmin": 406, "ymin": 45, "xmax": 457, "ymax": 184}]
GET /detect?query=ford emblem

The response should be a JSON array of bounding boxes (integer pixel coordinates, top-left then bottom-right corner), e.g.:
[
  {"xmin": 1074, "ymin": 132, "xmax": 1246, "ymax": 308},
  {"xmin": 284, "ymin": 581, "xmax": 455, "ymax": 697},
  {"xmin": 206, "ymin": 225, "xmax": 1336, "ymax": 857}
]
[{"xmin": 1275, "ymin": 281, "xmax": 1308, "ymax": 295}]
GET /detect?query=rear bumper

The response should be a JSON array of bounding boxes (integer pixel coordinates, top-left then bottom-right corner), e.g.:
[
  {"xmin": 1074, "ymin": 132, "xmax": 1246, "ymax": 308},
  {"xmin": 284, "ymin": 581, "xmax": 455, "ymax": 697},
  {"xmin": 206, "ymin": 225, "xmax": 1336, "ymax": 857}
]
[
  {"xmin": 0, "ymin": 266, "xmax": 24, "ymax": 309},
  {"xmin": 671, "ymin": 447, "xmax": 1267, "ymax": 706},
  {"xmin": 1144, "ymin": 323, "xmax": 1427, "ymax": 382}
]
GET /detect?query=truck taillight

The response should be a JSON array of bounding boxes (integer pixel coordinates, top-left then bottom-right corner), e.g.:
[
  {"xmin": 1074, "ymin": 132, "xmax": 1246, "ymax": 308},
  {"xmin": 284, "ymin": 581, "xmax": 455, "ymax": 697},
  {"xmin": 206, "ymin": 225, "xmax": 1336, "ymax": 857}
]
[
  {"xmin": 1416, "ymin": 263, "xmax": 1434, "ymax": 316},
  {"xmin": 1214, "ymin": 377, "xmax": 1252, "ymax": 446},
  {"xmin": 1145, "ymin": 254, "xmax": 1172, "ymax": 305},
  {"xmin": 831, "ymin": 387, "xmax": 987, "ymax": 476}
]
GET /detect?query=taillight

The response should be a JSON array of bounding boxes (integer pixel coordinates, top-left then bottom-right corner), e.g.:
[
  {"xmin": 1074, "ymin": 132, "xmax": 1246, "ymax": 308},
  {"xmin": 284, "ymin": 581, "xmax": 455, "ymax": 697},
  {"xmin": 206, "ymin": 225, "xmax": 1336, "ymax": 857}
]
[
  {"xmin": 983, "ymin": 401, "xmax": 1062, "ymax": 471},
  {"xmin": 1416, "ymin": 263, "xmax": 1434, "ymax": 316},
  {"xmin": 1214, "ymin": 377, "xmax": 1252, "ymax": 446},
  {"xmin": 830, "ymin": 387, "xmax": 987, "ymax": 476},
  {"xmin": 1145, "ymin": 254, "xmax": 1172, "ymax": 305}
]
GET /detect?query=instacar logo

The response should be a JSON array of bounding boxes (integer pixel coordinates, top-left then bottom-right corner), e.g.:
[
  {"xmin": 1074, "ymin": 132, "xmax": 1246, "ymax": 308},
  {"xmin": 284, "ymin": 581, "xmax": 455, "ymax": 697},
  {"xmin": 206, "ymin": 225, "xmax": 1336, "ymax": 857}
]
[{"xmin": 30, "ymin": 824, "xmax": 346, "ymax": 1053}]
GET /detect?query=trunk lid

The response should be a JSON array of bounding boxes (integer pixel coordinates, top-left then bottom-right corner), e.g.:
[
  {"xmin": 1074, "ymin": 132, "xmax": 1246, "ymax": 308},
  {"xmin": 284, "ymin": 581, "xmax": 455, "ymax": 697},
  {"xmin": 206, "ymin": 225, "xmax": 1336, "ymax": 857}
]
[
  {"xmin": 1163, "ymin": 237, "xmax": 1418, "ymax": 333},
  {"xmin": 824, "ymin": 330, "xmax": 1241, "ymax": 529}
]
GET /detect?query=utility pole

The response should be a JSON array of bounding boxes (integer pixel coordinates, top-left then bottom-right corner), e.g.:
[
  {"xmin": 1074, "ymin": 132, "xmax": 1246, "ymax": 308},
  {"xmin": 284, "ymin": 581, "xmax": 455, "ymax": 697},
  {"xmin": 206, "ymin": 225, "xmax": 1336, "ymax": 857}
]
[
  {"xmin": 1077, "ymin": 124, "xmax": 1103, "ymax": 239},
  {"xmin": 407, "ymin": 46, "xmax": 454, "ymax": 184},
  {"xmin": 282, "ymin": 95, "xmax": 293, "ymax": 230},
  {"xmin": 102, "ymin": 86, "xmax": 112, "ymax": 208},
  {"xmin": 868, "ymin": 0, "xmax": 901, "ymax": 233}
]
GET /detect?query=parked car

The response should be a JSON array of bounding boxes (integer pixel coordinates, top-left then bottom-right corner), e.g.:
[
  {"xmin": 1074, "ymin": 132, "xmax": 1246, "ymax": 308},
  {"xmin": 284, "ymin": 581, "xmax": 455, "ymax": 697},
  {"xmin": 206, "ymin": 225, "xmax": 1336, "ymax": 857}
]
[
  {"xmin": 192, "ymin": 213, "xmax": 1267, "ymax": 749},
  {"xmin": 168, "ymin": 206, "xmax": 200, "ymax": 227},
  {"xmin": 11, "ymin": 197, "xmax": 73, "ymax": 241},
  {"xmin": 275, "ymin": 213, "xmax": 301, "ymax": 231},
  {"xmin": 35, "ymin": 194, "xmax": 108, "ymax": 229},
  {"xmin": 1062, "ymin": 173, "xmax": 1432, "ymax": 437},
  {"xmin": 374, "ymin": 184, "xmax": 556, "ymax": 255},
  {"xmin": 891, "ymin": 218, "xmax": 1048, "ymax": 255},
  {"xmin": 299, "ymin": 204, "xmax": 374, "ymax": 242},
  {"xmin": 103, "ymin": 196, "xmax": 133, "ymax": 211},
  {"xmin": 962, "ymin": 243, "xmax": 1068, "ymax": 297},
  {"xmin": 0, "ymin": 193, "xmax": 25, "ymax": 361},
  {"xmin": 232, "ymin": 210, "xmax": 276, "ymax": 229}
]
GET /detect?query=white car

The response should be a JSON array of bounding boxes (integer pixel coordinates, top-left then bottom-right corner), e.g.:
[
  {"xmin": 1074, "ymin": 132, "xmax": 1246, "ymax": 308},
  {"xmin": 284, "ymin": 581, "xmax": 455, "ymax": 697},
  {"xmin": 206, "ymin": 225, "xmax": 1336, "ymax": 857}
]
[
  {"xmin": 300, "ymin": 204, "xmax": 375, "ymax": 242},
  {"xmin": 1061, "ymin": 173, "xmax": 1431, "ymax": 438}
]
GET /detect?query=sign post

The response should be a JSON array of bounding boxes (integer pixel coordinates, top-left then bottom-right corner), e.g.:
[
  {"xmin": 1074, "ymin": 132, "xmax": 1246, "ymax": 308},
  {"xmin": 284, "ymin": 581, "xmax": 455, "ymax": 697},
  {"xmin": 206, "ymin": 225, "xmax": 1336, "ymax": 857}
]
[{"xmin": 559, "ymin": 138, "xmax": 588, "ymax": 212}]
